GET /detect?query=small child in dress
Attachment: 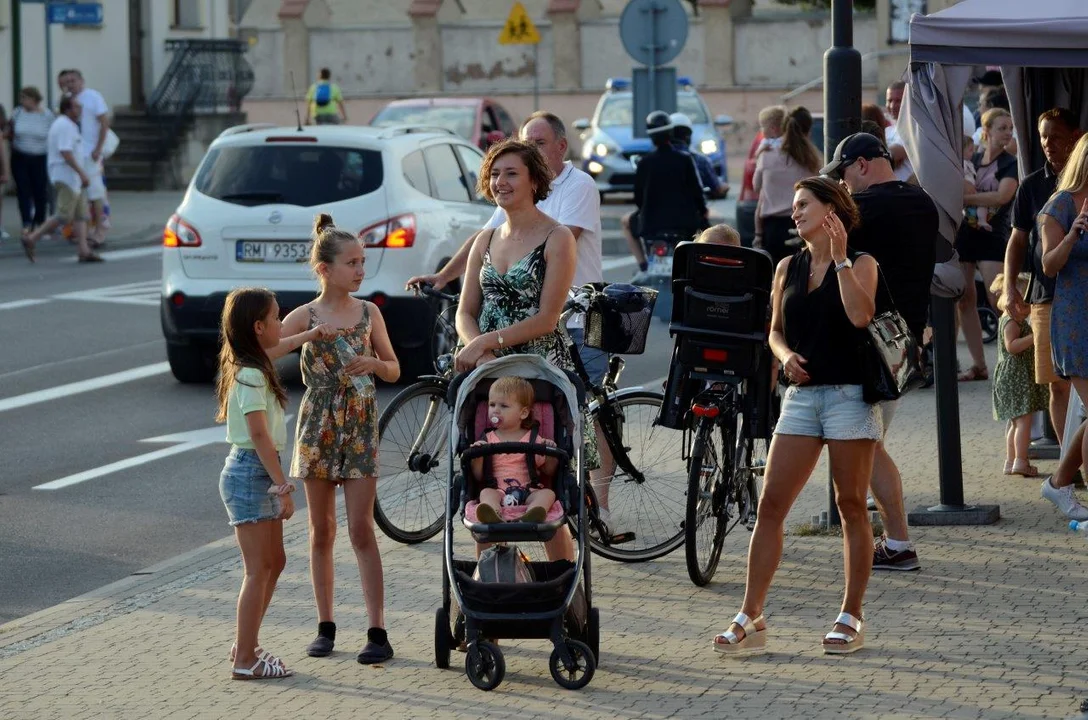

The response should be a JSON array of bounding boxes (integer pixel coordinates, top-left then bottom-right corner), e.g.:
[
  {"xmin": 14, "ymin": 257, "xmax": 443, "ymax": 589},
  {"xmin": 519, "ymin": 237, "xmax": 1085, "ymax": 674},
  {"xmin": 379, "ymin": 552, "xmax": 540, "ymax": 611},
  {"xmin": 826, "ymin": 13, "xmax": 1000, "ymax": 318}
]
[
  {"xmin": 695, "ymin": 224, "xmax": 741, "ymax": 247},
  {"xmin": 990, "ymin": 273, "xmax": 1050, "ymax": 477},
  {"xmin": 963, "ymin": 135, "xmax": 992, "ymax": 231},
  {"xmin": 472, "ymin": 376, "xmax": 559, "ymax": 524}
]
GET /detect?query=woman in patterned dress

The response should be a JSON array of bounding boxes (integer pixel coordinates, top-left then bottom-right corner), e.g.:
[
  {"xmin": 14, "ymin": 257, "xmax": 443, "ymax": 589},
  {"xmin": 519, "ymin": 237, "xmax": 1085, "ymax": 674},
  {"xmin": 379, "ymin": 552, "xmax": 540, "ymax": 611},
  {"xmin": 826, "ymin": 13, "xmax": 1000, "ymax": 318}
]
[
  {"xmin": 455, "ymin": 139, "xmax": 584, "ymax": 559},
  {"xmin": 1041, "ymin": 134, "xmax": 1088, "ymax": 498},
  {"xmin": 281, "ymin": 213, "xmax": 400, "ymax": 665}
]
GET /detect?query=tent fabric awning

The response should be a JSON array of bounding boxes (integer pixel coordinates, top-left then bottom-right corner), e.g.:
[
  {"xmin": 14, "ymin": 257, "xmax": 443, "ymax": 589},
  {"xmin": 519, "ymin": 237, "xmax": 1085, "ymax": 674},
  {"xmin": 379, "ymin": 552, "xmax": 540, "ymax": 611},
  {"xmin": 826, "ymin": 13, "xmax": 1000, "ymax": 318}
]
[{"xmin": 909, "ymin": 0, "xmax": 1088, "ymax": 66}]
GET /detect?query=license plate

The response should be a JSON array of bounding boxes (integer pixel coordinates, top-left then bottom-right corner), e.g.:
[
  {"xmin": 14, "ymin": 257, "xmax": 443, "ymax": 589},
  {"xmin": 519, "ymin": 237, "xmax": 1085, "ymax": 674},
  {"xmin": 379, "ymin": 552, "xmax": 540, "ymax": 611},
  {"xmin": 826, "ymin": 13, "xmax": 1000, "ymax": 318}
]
[
  {"xmin": 648, "ymin": 255, "xmax": 673, "ymax": 276},
  {"xmin": 236, "ymin": 241, "xmax": 311, "ymax": 263}
]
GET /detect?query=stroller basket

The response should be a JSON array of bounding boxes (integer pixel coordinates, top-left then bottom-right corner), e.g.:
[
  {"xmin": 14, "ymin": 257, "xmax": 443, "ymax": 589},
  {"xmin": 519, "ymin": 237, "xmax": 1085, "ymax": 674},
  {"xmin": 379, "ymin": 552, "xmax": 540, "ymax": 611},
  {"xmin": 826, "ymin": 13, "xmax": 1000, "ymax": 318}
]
[{"xmin": 585, "ymin": 285, "xmax": 658, "ymax": 354}]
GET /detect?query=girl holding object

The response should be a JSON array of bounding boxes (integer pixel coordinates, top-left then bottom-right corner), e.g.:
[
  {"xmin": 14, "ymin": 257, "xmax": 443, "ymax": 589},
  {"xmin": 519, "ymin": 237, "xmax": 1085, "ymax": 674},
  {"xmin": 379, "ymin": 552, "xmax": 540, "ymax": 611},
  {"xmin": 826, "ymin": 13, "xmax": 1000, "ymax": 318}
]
[{"xmin": 281, "ymin": 213, "xmax": 400, "ymax": 665}]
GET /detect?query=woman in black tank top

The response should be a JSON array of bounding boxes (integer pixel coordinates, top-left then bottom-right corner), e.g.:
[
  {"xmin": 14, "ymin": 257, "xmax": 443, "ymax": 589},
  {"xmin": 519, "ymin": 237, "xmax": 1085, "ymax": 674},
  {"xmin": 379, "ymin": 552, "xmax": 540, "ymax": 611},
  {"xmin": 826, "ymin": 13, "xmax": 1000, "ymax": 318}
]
[{"xmin": 714, "ymin": 177, "xmax": 881, "ymax": 658}]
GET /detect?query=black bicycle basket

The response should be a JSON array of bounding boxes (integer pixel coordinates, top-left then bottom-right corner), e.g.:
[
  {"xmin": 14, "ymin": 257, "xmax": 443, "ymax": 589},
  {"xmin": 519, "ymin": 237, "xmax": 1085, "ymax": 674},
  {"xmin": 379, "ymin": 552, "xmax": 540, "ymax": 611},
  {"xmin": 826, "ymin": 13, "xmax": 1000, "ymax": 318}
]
[{"xmin": 584, "ymin": 284, "xmax": 658, "ymax": 355}]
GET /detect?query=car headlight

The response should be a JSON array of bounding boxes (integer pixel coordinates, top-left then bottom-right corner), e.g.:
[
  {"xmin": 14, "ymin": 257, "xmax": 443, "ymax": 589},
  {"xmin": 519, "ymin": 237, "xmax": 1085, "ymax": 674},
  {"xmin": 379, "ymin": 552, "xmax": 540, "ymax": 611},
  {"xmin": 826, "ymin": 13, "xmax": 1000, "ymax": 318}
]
[
  {"xmin": 595, "ymin": 143, "xmax": 610, "ymax": 157},
  {"xmin": 699, "ymin": 138, "xmax": 719, "ymax": 155}
]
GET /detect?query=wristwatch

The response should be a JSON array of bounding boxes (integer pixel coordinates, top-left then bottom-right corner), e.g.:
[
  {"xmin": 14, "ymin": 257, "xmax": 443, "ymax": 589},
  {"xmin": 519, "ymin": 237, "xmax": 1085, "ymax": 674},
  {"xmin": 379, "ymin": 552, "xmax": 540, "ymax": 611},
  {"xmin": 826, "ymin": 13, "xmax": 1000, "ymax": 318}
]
[{"xmin": 834, "ymin": 258, "xmax": 853, "ymax": 273}]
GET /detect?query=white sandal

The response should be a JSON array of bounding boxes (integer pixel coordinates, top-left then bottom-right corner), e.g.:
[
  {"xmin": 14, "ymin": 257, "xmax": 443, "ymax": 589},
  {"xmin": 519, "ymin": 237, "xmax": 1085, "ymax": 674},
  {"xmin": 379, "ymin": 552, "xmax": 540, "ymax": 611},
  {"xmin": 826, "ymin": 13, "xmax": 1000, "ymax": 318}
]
[
  {"xmin": 822, "ymin": 612, "xmax": 864, "ymax": 655},
  {"xmin": 231, "ymin": 653, "xmax": 293, "ymax": 680},
  {"xmin": 712, "ymin": 612, "xmax": 766, "ymax": 656}
]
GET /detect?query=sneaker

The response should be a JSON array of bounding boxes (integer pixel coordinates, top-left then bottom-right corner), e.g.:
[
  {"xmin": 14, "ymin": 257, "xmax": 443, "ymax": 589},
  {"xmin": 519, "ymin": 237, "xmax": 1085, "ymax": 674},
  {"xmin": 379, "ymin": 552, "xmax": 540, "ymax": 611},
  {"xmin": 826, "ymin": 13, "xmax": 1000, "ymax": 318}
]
[
  {"xmin": 872, "ymin": 536, "xmax": 921, "ymax": 571},
  {"xmin": 1041, "ymin": 476, "xmax": 1088, "ymax": 521}
]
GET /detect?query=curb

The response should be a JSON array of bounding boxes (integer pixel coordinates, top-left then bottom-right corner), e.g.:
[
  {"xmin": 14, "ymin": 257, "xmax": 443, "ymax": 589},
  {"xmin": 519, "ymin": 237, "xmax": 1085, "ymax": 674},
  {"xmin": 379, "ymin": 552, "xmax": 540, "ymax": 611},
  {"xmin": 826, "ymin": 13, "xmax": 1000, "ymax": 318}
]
[
  {"xmin": 0, "ymin": 503, "xmax": 347, "ymax": 659},
  {"xmin": 0, "ymin": 224, "xmax": 163, "ymax": 261}
]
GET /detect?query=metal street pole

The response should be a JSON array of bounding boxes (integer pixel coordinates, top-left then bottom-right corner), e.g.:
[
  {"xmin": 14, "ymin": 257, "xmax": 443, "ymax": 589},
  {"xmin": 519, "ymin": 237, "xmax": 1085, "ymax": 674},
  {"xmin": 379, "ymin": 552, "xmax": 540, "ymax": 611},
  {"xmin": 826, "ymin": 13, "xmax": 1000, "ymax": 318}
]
[
  {"xmin": 822, "ymin": 0, "xmax": 861, "ymax": 527},
  {"xmin": 46, "ymin": 2, "xmax": 54, "ymax": 109},
  {"xmin": 12, "ymin": 0, "xmax": 22, "ymax": 108}
]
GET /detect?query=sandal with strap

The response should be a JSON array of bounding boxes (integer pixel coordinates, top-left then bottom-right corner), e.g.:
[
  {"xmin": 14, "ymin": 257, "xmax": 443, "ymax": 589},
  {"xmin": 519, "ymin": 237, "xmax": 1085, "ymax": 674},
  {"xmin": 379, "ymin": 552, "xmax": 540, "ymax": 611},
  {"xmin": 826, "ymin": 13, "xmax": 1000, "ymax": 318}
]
[
  {"xmin": 712, "ymin": 612, "xmax": 767, "ymax": 656},
  {"xmin": 229, "ymin": 644, "xmax": 283, "ymax": 668},
  {"xmin": 231, "ymin": 653, "xmax": 293, "ymax": 681},
  {"xmin": 957, "ymin": 366, "xmax": 988, "ymax": 382},
  {"xmin": 1009, "ymin": 460, "xmax": 1040, "ymax": 478},
  {"xmin": 822, "ymin": 612, "xmax": 864, "ymax": 655}
]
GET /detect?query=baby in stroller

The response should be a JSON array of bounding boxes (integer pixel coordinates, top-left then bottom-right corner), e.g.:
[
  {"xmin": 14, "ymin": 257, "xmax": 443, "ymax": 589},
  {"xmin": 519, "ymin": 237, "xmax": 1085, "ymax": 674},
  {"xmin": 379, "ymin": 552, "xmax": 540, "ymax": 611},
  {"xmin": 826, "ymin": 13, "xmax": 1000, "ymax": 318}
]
[{"xmin": 472, "ymin": 376, "xmax": 560, "ymax": 525}]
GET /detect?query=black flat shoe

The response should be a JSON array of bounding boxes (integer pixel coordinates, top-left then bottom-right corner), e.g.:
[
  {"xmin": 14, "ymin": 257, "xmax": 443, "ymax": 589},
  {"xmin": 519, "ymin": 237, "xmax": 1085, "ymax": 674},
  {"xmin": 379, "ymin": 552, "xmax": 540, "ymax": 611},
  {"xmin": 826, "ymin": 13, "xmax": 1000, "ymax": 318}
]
[
  {"xmin": 306, "ymin": 635, "xmax": 335, "ymax": 657},
  {"xmin": 357, "ymin": 639, "xmax": 394, "ymax": 664}
]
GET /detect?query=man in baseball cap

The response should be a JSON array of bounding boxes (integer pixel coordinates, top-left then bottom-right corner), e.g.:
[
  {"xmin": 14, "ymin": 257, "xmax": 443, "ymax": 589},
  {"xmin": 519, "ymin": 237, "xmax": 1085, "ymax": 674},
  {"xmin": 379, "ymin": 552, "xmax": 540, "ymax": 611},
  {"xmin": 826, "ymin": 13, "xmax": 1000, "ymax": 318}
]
[{"xmin": 820, "ymin": 132, "xmax": 893, "ymax": 179}]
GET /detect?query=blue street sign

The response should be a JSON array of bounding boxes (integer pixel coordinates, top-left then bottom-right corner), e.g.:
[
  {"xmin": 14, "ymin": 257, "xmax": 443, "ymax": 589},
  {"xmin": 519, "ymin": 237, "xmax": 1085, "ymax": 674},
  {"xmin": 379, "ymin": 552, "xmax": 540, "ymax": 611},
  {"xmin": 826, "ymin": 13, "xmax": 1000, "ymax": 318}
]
[{"xmin": 47, "ymin": 3, "xmax": 103, "ymax": 26}]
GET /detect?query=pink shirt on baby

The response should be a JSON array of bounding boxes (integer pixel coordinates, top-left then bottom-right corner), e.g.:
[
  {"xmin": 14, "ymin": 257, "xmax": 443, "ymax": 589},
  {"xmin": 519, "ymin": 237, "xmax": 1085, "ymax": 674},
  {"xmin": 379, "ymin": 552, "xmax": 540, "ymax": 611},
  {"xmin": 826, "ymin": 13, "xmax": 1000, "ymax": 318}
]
[{"xmin": 486, "ymin": 430, "xmax": 545, "ymax": 489}]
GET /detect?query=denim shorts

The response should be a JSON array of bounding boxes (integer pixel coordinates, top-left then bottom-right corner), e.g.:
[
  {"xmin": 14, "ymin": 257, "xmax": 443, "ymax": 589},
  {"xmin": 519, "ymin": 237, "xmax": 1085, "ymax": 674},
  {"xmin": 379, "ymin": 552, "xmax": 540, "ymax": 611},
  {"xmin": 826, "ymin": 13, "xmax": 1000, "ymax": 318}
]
[
  {"xmin": 567, "ymin": 326, "xmax": 609, "ymax": 385},
  {"xmin": 774, "ymin": 384, "xmax": 883, "ymax": 441},
  {"xmin": 219, "ymin": 447, "xmax": 282, "ymax": 527}
]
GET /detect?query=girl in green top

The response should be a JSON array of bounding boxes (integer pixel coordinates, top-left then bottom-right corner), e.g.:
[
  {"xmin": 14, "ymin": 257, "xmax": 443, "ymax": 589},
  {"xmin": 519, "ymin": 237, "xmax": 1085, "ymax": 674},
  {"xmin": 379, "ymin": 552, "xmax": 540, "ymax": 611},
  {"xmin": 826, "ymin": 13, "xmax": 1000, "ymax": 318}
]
[{"xmin": 215, "ymin": 287, "xmax": 333, "ymax": 680}]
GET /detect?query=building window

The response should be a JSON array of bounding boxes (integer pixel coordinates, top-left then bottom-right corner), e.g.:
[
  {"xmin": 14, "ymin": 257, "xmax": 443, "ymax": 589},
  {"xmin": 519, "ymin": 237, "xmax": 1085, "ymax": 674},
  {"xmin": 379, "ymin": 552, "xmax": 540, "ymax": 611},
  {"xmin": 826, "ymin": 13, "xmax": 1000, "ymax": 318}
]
[{"xmin": 174, "ymin": 0, "xmax": 202, "ymax": 29}]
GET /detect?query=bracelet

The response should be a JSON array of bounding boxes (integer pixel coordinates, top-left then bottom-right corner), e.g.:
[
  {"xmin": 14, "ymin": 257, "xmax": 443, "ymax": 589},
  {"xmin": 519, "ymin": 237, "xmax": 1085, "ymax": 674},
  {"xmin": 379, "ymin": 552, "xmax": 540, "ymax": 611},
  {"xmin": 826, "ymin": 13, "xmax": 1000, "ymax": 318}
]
[{"xmin": 267, "ymin": 482, "xmax": 295, "ymax": 496}]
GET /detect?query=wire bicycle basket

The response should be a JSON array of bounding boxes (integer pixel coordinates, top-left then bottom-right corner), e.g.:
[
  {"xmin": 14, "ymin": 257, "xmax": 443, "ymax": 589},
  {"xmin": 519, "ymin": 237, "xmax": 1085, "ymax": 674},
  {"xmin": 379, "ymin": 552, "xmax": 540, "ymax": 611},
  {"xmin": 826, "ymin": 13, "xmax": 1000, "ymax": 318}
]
[{"xmin": 584, "ymin": 284, "xmax": 658, "ymax": 355}]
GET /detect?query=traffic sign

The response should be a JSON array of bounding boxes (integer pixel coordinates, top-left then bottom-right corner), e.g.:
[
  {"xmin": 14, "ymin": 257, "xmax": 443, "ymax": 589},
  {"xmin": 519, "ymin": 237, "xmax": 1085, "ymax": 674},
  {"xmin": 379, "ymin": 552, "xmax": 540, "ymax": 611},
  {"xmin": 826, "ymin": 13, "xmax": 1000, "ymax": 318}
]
[
  {"xmin": 498, "ymin": 2, "xmax": 540, "ymax": 45},
  {"xmin": 619, "ymin": 0, "xmax": 688, "ymax": 67},
  {"xmin": 47, "ymin": 2, "xmax": 103, "ymax": 26}
]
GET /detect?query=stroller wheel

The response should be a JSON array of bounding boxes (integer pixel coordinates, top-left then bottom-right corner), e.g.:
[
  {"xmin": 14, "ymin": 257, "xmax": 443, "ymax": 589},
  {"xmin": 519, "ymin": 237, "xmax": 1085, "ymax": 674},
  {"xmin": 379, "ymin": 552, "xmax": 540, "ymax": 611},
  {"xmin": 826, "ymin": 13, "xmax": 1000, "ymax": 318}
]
[
  {"xmin": 466, "ymin": 640, "xmax": 505, "ymax": 691},
  {"xmin": 979, "ymin": 306, "xmax": 999, "ymax": 344},
  {"xmin": 434, "ymin": 607, "xmax": 452, "ymax": 669},
  {"xmin": 549, "ymin": 639, "xmax": 596, "ymax": 690}
]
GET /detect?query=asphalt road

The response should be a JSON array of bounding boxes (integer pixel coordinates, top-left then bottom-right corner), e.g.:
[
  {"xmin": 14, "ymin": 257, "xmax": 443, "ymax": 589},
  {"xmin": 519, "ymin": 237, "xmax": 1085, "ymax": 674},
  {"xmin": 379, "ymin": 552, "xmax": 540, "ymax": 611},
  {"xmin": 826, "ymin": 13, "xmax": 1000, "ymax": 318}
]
[{"xmin": 0, "ymin": 245, "xmax": 674, "ymax": 624}]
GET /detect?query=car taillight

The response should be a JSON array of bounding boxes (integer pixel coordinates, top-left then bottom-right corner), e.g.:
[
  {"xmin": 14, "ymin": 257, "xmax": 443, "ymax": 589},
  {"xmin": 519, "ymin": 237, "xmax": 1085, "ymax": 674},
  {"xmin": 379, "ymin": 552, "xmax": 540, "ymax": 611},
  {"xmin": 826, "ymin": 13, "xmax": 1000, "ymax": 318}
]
[
  {"xmin": 163, "ymin": 213, "xmax": 202, "ymax": 248},
  {"xmin": 652, "ymin": 242, "xmax": 668, "ymax": 257},
  {"xmin": 359, "ymin": 214, "xmax": 416, "ymax": 249}
]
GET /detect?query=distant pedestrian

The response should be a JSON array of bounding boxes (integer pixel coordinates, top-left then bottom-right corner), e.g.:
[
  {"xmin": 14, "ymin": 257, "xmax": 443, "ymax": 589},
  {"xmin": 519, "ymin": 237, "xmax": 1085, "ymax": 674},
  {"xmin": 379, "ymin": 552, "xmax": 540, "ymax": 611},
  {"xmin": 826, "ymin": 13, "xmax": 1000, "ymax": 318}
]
[
  {"xmin": 990, "ymin": 274, "xmax": 1049, "ymax": 477},
  {"xmin": 215, "ymin": 287, "xmax": 333, "ymax": 680},
  {"xmin": 0, "ymin": 103, "xmax": 9, "ymax": 241},
  {"xmin": 20, "ymin": 93, "xmax": 101, "ymax": 263},
  {"xmin": 65, "ymin": 70, "xmax": 110, "ymax": 247},
  {"xmin": 753, "ymin": 106, "xmax": 821, "ymax": 264},
  {"xmin": 957, "ymin": 108, "xmax": 1019, "ymax": 382},
  {"xmin": 282, "ymin": 213, "xmax": 400, "ymax": 665},
  {"xmin": 306, "ymin": 68, "xmax": 347, "ymax": 126},
  {"xmin": 8, "ymin": 87, "xmax": 54, "ymax": 233}
]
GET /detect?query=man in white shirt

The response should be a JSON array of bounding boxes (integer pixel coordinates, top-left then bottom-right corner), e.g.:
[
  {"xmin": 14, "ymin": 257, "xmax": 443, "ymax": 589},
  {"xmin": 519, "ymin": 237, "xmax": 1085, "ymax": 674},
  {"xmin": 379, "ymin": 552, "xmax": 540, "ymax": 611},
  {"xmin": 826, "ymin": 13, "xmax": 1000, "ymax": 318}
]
[
  {"xmin": 65, "ymin": 69, "xmax": 110, "ymax": 245},
  {"xmin": 406, "ymin": 111, "xmax": 606, "ymax": 381},
  {"xmin": 20, "ymin": 94, "xmax": 101, "ymax": 262}
]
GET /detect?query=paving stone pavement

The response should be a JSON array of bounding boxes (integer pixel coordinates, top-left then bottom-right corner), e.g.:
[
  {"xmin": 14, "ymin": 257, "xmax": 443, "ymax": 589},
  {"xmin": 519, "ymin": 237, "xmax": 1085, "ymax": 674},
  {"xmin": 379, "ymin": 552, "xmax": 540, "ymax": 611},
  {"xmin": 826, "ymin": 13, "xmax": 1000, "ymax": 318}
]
[{"xmin": 3, "ymin": 343, "xmax": 1088, "ymax": 719}]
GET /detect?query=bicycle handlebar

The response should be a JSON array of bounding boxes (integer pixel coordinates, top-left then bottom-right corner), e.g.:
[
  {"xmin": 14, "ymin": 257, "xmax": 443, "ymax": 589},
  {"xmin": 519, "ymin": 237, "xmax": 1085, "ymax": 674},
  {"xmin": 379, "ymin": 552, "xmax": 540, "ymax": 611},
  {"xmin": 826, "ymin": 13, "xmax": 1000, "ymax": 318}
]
[{"xmin": 412, "ymin": 282, "xmax": 459, "ymax": 304}]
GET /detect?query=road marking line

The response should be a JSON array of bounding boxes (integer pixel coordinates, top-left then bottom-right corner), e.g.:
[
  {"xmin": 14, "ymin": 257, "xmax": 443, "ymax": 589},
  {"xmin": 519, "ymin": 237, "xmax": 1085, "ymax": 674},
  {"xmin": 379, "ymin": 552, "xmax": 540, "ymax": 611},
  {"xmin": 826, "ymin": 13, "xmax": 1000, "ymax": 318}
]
[
  {"xmin": 0, "ymin": 362, "xmax": 170, "ymax": 413},
  {"xmin": 62, "ymin": 246, "xmax": 162, "ymax": 262},
  {"xmin": 602, "ymin": 257, "xmax": 635, "ymax": 272},
  {"xmin": 0, "ymin": 299, "xmax": 50, "ymax": 311},
  {"xmin": 34, "ymin": 443, "xmax": 203, "ymax": 490},
  {"xmin": 52, "ymin": 279, "xmax": 161, "ymax": 307}
]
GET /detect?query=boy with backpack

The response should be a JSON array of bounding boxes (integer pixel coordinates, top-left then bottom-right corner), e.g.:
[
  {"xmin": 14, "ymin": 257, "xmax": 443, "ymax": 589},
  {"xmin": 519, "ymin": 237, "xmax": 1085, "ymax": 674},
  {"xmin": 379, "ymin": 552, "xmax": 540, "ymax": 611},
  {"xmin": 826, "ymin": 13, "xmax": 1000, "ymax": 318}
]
[{"xmin": 306, "ymin": 68, "xmax": 346, "ymax": 126}]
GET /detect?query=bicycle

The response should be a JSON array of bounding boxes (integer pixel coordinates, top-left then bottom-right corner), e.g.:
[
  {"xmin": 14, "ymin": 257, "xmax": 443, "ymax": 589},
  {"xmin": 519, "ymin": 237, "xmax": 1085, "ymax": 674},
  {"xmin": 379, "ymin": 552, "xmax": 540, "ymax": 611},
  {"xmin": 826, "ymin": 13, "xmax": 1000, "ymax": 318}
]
[
  {"xmin": 683, "ymin": 380, "xmax": 767, "ymax": 586},
  {"xmin": 375, "ymin": 283, "xmax": 688, "ymax": 563}
]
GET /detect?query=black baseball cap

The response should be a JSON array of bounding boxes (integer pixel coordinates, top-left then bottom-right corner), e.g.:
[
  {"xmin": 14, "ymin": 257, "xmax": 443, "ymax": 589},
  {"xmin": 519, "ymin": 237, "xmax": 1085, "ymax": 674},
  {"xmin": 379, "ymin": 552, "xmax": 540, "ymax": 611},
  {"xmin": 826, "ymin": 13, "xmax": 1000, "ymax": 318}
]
[{"xmin": 819, "ymin": 133, "xmax": 893, "ymax": 179}]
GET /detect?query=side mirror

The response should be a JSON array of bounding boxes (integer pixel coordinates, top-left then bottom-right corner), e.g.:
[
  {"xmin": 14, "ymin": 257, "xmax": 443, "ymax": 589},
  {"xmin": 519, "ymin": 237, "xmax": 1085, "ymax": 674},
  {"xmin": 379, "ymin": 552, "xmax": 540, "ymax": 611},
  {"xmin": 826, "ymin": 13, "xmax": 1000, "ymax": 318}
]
[
  {"xmin": 573, "ymin": 118, "xmax": 590, "ymax": 131},
  {"xmin": 713, "ymin": 114, "xmax": 734, "ymax": 128}
]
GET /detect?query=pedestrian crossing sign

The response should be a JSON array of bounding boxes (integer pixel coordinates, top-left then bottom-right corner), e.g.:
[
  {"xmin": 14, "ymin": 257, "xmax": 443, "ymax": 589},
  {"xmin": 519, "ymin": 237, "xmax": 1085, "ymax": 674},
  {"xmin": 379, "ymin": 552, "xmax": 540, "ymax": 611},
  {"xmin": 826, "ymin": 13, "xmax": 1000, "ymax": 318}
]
[{"xmin": 498, "ymin": 2, "xmax": 540, "ymax": 45}]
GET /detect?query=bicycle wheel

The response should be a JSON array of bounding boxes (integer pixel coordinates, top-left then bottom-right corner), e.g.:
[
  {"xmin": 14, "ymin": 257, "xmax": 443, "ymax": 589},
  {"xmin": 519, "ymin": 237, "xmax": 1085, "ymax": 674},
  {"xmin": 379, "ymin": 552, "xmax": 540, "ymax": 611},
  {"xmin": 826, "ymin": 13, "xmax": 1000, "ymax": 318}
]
[
  {"xmin": 376, "ymin": 380, "xmax": 450, "ymax": 543},
  {"xmin": 685, "ymin": 416, "xmax": 731, "ymax": 586},
  {"xmin": 588, "ymin": 390, "xmax": 687, "ymax": 563}
]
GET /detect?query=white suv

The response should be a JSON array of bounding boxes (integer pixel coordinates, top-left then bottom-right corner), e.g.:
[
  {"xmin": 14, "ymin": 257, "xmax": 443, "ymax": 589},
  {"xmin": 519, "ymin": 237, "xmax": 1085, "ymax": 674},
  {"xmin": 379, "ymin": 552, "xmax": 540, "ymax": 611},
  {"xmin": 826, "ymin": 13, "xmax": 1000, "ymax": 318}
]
[{"xmin": 161, "ymin": 123, "xmax": 494, "ymax": 382}]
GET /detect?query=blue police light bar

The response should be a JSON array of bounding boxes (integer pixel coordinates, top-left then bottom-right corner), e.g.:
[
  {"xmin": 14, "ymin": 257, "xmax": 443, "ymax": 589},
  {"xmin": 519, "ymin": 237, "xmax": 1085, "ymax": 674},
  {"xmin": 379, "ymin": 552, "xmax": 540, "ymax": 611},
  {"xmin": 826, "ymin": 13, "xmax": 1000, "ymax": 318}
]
[{"xmin": 606, "ymin": 77, "xmax": 692, "ymax": 91}]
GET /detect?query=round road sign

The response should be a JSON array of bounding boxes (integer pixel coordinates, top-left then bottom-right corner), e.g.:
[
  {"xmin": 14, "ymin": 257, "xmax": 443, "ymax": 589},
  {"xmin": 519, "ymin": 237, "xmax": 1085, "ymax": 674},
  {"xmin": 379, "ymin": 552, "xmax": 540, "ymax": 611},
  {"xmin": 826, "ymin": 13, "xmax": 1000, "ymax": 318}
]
[{"xmin": 619, "ymin": 0, "xmax": 689, "ymax": 67}]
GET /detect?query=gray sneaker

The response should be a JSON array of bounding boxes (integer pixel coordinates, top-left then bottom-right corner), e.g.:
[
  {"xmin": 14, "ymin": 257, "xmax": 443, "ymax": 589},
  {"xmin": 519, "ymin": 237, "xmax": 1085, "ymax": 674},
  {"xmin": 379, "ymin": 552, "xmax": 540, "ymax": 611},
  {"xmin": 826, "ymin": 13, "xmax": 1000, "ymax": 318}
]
[{"xmin": 1041, "ymin": 476, "xmax": 1088, "ymax": 521}]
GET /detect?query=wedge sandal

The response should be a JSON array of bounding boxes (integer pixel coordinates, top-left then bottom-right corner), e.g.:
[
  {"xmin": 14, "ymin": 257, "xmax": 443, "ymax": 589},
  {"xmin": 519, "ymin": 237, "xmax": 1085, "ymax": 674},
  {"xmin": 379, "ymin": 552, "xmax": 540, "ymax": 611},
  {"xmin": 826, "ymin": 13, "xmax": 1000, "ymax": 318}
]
[
  {"xmin": 712, "ymin": 612, "xmax": 766, "ymax": 656},
  {"xmin": 822, "ymin": 612, "xmax": 864, "ymax": 655}
]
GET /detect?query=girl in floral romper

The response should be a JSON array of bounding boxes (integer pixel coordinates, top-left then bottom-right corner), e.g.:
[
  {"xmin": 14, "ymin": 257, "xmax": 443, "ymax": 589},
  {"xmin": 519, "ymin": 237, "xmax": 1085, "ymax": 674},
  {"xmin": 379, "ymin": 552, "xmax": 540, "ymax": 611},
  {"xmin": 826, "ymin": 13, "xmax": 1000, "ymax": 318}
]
[{"xmin": 280, "ymin": 213, "xmax": 400, "ymax": 664}]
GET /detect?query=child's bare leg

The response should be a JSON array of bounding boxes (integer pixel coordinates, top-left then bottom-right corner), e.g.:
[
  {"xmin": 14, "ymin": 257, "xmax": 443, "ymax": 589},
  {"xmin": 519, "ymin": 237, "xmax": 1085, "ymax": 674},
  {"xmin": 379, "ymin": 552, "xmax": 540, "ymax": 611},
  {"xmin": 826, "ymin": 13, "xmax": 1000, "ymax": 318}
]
[
  {"xmin": 477, "ymin": 488, "xmax": 503, "ymax": 523},
  {"xmin": 1012, "ymin": 415, "xmax": 1034, "ymax": 472},
  {"xmin": 1005, "ymin": 420, "xmax": 1015, "ymax": 469},
  {"xmin": 525, "ymin": 488, "xmax": 555, "ymax": 512}
]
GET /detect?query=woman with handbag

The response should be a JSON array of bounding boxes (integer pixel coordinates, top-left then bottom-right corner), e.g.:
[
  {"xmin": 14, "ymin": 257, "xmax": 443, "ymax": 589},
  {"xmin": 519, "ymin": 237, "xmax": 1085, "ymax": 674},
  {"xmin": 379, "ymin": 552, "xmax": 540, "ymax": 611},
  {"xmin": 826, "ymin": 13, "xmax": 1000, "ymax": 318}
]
[{"xmin": 714, "ymin": 176, "xmax": 881, "ymax": 657}]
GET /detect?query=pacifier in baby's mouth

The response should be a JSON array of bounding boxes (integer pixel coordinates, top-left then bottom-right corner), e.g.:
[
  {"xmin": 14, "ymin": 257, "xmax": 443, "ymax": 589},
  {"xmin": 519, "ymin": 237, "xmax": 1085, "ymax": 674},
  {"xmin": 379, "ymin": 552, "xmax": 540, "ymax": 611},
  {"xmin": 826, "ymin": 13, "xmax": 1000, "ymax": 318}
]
[{"xmin": 490, "ymin": 416, "xmax": 500, "ymax": 426}]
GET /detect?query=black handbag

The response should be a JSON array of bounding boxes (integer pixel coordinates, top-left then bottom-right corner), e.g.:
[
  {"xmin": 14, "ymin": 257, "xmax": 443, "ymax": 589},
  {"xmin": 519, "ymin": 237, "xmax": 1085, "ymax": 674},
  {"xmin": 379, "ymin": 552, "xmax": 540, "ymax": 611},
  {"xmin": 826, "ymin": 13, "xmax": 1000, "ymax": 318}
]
[{"xmin": 859, "ymin": 268, "xmax": 922, "ymax": 404}]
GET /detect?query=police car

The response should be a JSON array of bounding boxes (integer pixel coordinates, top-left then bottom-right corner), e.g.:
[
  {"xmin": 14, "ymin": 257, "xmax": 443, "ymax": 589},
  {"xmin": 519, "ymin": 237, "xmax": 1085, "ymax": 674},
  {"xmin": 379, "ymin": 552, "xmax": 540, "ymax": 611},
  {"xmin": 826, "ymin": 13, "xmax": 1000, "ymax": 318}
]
[{"xmin": 573, "ymin": 77, "xmax": 731, "ymax": 198}]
